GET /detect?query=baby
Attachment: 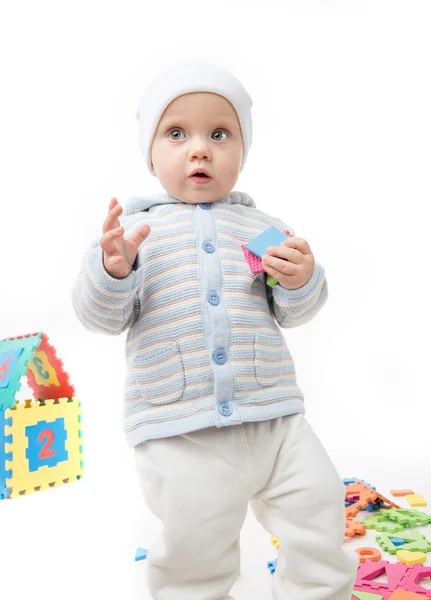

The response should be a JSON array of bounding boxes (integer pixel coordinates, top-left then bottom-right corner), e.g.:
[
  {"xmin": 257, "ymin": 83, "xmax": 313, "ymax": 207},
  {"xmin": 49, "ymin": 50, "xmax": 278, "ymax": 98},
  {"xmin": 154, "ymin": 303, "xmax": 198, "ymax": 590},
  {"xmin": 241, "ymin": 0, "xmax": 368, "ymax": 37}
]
[{"xmin": 71, "ymin": 60, "xmax": 358, "ymax": 600}]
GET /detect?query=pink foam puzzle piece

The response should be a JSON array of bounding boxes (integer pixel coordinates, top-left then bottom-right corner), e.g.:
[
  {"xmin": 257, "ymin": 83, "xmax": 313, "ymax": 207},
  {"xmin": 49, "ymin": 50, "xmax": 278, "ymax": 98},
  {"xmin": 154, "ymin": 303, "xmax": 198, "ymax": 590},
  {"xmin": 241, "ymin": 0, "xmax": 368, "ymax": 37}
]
[
  {"xmin": 241, "ymin": 245, "xmax": 265, "ymax": 273},
  {"xmin": 399, "ymin": 563, "xmax": 431, "ymax": 597},
  {"xmin": 356, "ymin": 560, "xmax": 409, "ymax": 592},
  {"xmin": 347, "ymin": 494, "xmax": 360, "ymax": 501}
]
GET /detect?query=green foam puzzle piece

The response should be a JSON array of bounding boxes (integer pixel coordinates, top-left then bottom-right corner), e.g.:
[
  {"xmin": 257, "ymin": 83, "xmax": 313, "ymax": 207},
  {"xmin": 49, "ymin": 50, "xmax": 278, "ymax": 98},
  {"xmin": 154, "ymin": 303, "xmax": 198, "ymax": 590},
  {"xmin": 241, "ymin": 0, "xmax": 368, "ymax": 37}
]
[
  {"xmin": 376, "ymin": 530, "xmax": 431, "ymax": 554},
  {"xmin": 360, "ymin": 514, "xmax": 387, "ymax": 527},
  {"xmin": 266, "ymin": 275, "xmax": 279, "ymax": 287},
  {"xmin": 360, "ymin": 515, "xmax": 402, "ymax": 533},
  {"xmin": 380, "ymin": 508, "xmax": 430, "ymax": 526},
  {"xmin": 352, "ymin": 591, "xmax": 384, "ymax": 600}
]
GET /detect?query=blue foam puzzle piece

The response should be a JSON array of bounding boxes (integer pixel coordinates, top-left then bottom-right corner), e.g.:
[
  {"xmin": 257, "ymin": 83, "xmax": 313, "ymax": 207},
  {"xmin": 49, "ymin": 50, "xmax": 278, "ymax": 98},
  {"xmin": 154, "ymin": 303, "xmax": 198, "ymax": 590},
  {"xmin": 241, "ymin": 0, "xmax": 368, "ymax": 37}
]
[
  {"xmin": 390, "ymin": 537, "xmax": 405, "ymax": 546},
  {"xmin": 25, "ymin": 418, "xmax": 68, "ymax": 472},
  {"xmin": 267, "ymin": 558, "xmax": 278, "ymax": 574},
  {"xmin": 343, "ymin": 477, "xmax": 376, "ymax": 490},
  {"xmin": 135, "ymin": 547, "xmax": 148, "ymax": 561},
  {"xmin": 245, "ymin": 226, "xmax": 289, "ymax": 259}
]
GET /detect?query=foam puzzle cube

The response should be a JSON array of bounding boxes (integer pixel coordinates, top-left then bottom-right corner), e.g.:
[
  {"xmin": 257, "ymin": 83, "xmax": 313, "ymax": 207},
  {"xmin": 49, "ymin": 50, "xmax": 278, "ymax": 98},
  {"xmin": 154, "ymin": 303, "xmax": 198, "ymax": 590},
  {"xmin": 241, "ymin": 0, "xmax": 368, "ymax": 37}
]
[
  {"xmin": 244, "ymin": 226, "xmax": 293, "ymax": 288},
  {"xmin": 0, "ymin": 332, "xmax": 83, "ymax": 499}
]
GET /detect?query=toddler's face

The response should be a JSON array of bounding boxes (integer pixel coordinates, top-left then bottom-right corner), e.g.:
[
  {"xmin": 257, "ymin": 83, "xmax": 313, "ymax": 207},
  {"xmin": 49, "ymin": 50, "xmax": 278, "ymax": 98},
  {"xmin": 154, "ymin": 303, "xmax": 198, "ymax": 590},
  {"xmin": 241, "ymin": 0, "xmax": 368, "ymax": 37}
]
[{"xmin": 150, "ymin": 92, "xmax": 244, "ymax": 203}]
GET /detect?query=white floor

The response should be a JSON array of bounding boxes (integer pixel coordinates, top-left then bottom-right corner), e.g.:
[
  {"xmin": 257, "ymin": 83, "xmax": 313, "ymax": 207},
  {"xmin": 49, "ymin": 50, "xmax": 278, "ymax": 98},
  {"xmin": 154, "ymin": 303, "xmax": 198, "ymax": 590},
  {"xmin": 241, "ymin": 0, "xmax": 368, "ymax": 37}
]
[{"xmin": 1, "ymin": 448, "xmax": 430, "ymax": 600}]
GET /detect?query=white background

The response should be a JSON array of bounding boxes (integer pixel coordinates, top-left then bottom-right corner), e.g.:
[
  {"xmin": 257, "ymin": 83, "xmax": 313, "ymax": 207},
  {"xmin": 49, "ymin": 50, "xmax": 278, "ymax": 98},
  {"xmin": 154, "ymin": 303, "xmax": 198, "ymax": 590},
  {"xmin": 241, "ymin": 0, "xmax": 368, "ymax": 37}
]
[{"xmin": 1, "ymin": 1, "xmax": 430, "ymax": 598}]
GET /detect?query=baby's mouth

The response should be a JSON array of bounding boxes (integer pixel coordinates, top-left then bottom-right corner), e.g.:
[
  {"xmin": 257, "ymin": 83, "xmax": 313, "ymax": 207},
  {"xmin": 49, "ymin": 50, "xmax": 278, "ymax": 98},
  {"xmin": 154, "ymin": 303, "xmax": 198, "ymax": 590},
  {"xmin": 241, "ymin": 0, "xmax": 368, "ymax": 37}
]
[{"xmin": 189, "ymin": 172, "xmax": 213, "ymax": 183}]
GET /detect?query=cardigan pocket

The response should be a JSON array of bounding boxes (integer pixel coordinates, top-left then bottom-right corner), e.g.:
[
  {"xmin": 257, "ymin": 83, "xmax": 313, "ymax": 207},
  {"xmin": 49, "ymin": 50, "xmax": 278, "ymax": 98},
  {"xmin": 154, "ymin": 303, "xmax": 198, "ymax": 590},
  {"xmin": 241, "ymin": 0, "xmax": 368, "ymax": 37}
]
[
  {"xmin": 254, "ymin": 333, "xmax": 284, "ymax": 387},
  {"xmin": 133, "ymin": 341, "xmax": 186, "ymax": 405}
]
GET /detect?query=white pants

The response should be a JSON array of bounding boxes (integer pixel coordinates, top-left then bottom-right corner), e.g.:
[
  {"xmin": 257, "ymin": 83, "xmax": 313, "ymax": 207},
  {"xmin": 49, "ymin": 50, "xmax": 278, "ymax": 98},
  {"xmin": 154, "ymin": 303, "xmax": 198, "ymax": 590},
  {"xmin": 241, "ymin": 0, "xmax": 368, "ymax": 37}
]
[{"xmin": 133, "ymin": 413, "xmax": 359, "ymax": 600}]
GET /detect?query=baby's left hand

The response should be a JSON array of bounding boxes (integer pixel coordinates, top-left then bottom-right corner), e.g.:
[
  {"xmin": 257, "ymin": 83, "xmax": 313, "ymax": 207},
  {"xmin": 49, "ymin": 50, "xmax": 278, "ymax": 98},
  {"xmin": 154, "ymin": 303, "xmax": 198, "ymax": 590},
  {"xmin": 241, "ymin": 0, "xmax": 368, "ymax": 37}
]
[{"xmin": 261, "ymin": 236, "xmax": 315, "ymax": 290}]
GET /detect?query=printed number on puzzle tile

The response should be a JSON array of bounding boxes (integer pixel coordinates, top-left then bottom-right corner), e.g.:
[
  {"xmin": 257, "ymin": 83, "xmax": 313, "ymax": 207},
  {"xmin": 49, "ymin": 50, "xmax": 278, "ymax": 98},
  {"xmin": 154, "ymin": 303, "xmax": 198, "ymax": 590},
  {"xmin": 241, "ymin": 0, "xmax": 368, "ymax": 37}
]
[
  {"xmin": 26, "ymin": 417, "xmax": 68, "ymax": 471},
  {"xmin": 0, "ymin": 349, "xmax": 23, "ymax": 388}
]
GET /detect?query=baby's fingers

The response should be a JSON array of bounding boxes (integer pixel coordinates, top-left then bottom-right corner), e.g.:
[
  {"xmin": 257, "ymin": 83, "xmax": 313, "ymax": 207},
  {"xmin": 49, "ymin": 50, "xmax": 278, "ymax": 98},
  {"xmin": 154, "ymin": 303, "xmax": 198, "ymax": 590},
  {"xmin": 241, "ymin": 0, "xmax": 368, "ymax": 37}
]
[
  {"xmin": 100, "ymin": 226, "xmax": 124, "ymax": 255},
  {"xmin": 103, "ymin": 201, "xmax": 123, "ymax": 234},
  {"xmin": 129, "ymin": 224, "xmax": 151, "ymax": 248}
]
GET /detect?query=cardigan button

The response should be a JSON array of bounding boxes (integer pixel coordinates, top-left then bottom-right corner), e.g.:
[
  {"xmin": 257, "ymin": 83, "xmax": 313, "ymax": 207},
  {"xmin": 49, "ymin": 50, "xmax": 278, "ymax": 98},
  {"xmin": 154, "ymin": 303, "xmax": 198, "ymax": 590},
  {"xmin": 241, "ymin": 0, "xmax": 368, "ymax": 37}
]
[
  {"xmin": 213, "ymin": 348, "xmax": 227, "ymax": 364},
  {"xmin": 218, "ymin": 402, "xmax": 233, "ymax": 417},
  {"xmin": 203, "ymin": 241, "xmax": 215, "ymax": 253},
  {"xmin": 207, "ymin": 291, "xmax": 220, "ymax": 306}
]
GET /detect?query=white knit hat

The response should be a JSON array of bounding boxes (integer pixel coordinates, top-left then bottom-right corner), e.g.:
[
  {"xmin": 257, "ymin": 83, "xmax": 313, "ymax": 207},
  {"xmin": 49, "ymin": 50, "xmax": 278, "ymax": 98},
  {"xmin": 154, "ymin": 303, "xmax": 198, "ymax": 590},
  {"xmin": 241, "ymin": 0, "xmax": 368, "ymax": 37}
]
[{"xmin": 136, "ymin": 60, "xmax": 253, "ymax": 174}]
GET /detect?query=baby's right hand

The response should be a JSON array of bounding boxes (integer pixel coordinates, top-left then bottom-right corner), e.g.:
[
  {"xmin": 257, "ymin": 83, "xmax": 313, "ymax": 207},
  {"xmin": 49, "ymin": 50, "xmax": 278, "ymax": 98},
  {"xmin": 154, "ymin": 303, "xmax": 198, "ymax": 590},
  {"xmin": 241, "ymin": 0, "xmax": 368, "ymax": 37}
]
[{"xmin": 101, "ymin": 197, "xmax": 151, "ymax": 279}]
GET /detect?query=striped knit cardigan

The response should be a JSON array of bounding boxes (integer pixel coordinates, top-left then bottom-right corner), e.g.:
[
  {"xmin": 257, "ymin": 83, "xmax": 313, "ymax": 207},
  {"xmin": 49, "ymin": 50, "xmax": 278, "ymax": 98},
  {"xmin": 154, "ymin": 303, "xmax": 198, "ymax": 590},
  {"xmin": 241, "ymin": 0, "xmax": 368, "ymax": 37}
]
[{"xmin": 71, "ymin": 191, "xmax": 328, "ymax": 447}]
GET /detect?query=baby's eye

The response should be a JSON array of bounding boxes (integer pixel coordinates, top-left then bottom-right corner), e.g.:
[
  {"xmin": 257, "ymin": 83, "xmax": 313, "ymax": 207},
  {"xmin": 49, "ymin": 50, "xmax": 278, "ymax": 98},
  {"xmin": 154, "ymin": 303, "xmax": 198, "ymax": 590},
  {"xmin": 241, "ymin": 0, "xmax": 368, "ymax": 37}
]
[
  {"xmin": 168, "ymin": 128, "xmax": 185, "ymax": 140},
  {"xmin": 212, "ymin": 129, "xmax": 229, "ymax": 141}
]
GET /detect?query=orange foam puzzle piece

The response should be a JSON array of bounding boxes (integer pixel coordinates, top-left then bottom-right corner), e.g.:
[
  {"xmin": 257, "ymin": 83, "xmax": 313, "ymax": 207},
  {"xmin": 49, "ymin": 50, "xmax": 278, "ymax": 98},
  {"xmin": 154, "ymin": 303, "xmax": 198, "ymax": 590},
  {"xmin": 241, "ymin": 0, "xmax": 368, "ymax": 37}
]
[
  {"xmin": 355, "ymin": 547, "xmax": 382, "ymax": 563},
  {"xmin": 389, "ymin": 589, "xmax": 427, "ymax": 599},
  {"xmin": 345, "ymin": 518, "xmax": 367, "ymax": 537},
  {"xmin": 390, "ymin": 490, "xmax": 415, "ymax": 497}
]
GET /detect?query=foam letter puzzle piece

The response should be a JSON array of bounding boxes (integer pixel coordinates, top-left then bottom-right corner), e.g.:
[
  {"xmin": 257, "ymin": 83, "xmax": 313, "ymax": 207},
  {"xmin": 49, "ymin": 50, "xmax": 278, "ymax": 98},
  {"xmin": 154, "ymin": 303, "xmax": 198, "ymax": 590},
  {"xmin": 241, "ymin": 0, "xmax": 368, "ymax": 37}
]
[
  {"xmin": 405, "ymin": 494, "xmax": 427, "ymax": 507},
  {"xmin": 352, "ymin": 592, "xmax": 384, "ymax": 600},
  {"xmin": 245, "ymin": 226, "xmax": 289, "ymax": 259},
  {"xmin": 396, "ymin": 550, "xmax": 427, "ymax": 566},
  {"xmin": 391, "ymin": 490, "xmax": 415, "ymax": 497}
]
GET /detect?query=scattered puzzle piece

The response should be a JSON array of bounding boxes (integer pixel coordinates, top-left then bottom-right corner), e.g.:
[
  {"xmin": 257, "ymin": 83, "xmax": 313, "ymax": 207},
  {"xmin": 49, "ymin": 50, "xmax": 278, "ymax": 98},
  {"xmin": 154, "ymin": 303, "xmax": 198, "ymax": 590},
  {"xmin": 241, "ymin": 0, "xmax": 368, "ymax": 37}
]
[
  {"xmin": 391, "ymin": 490, "xmax": 415, "ymax": 497},
  {"xmin": 267, "ymin": 559, "xmax": 278, "ymax": 575},
  {"xmin": 389, "ymin": 590, "xmax": 429, "ymax": 599},
  {"xmin": 361, "ymin": 515, "xmax": 405, "ymax": 535},
  {"xmin": 405, "ymin": 495, "xmax": 427, "ymax": 508},
  {"xmin": 355, "ymin": 547, "xmax": 382, "ymax": 563},
  {"xmin": 376, "ymin": 531, "xmax": 431, "ymax": 555},
  {"xmin": 346, "ymin": 517, "xmax": 367, "ymax": 537},
  {"xmin": 396, "ymin": 550, "xmax": 427, "ymax": 566},
  {"xmin": 135, "ymin": 547, "xmax": 148, "ymax": 562},
  {"xmin": 352, "ymin": 592, "xmax": 384, "ymax": 600},
  {"xmin": 355, "ymin": 559, "xmax": 408, "ymax": 593},
  {"xmin": 270, "ymin": 535, "xmax": 280, "ymax": 551},
  {"xmin": 401, "ymin": 563, "xmax": 431, "ymax": 596},
  {"xmin": 380, "ymin": 509, "xmax": 431, "ymax": 527}
]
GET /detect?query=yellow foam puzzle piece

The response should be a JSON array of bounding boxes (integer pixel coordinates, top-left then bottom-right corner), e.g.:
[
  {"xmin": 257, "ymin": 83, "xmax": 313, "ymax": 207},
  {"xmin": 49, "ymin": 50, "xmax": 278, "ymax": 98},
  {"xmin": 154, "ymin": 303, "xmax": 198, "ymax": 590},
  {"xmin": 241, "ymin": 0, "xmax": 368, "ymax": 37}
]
[
  {"xmin": 271, "ymin": 535, "xmax": 280, "ymax": 550},
  {"xmin": 405, "ymin": 494, "xmax": 427, "ymax": 507},
  {"xmin": 396, "ymin": 549, "xmax": 427, "ymax": 565},
  {"xmin": 5, "ymin": 397, "xmax": 83, "ymax": 498}
]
